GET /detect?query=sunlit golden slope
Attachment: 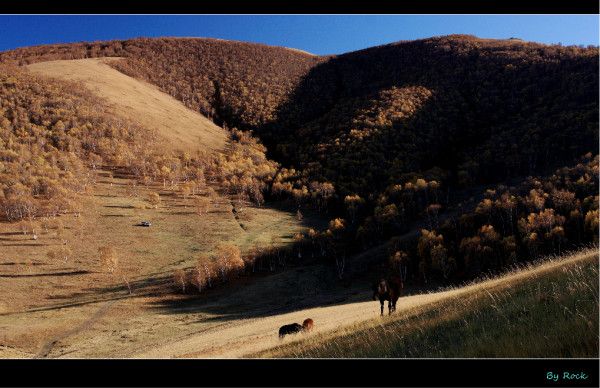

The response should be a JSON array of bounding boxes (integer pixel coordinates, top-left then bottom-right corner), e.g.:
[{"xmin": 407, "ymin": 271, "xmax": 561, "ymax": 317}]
[{"xmin": 28, "ymin": 58, "xmax": 227, "ymax": 153}]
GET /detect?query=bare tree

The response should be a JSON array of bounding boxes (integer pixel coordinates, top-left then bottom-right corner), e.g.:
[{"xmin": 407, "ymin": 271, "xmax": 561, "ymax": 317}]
[
  {"xmin": 335, "ymin": 253, "xmax": 346, "ymax": 280},
  {"xmin": 147, "ymin": 192, "xmax": 161, "ymax": 209},
  {"xmin": 99, "ymin": 246, "xmax": 131, "ymax": 294},
  {"xmin": 195, "ymin": 196, "xmax": 210, "ymax": 215},
  {"xmin": 173, "ymin": 269, "xmax": 187, "ymax": 293}
]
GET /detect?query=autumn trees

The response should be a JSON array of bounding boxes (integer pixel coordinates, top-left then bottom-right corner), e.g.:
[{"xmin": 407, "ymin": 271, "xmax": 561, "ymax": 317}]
[
  {"xmin": 0, "ymin": 63, "xmax": 282, "ymax": 224},
  {"xmin": 209, "ymin": 129, "xmax": 278, "ymax": 206},
  {"xmin": 99, "ymin": 245, "xmax": 131, "ymax": 294},
  {"xmin": 0, "ymin": 64, "xmax": 158, "ymax": 221},
  {"xmin": 146, "ymin": 192, "xmax": 161, "ymax": 208},
  {"xmin": 172, "ymin": 244, "xmax": 245, "ymax": 294},
  {"xmin": 417, "ymin": 229, "xmax": 453, "ymax": 282},
  {"xmin": 409, "ymin": 155, "xmax": 598, "ymax": 283}
]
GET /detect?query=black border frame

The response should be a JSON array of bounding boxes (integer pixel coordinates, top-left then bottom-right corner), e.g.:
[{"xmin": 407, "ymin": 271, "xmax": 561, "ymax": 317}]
[
  {"xmin": 0, "ymin": 359, "xmax": 598, "ymax": 387},
  {"xmin": 0, "ymin": 0, "xmax": 599, "ymax": 15},
  {"xmin": 0, "ymin": 2, "xmax": 598, "ymax": 388}
]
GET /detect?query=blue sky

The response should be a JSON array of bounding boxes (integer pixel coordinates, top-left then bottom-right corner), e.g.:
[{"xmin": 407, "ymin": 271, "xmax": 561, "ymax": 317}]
[{"xmin": 0, "ymin": 15, "xmax": 598, "ymax": 55}]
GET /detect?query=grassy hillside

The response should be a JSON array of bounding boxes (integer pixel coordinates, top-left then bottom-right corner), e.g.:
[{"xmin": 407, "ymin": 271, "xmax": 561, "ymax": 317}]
[
  {"xmin": 1, "ymin": 34, "xmax": 598, "ymax": 288},
  {"xmin": 27, "ymin": 58, "xmax": 228, "ymax": 153},
  {"xmin": 0, "ymin": 57, "xmax": 309, "ymax": 321},
  {"xmin": 257, "ymin": 248, "xmax": 599, "ymax": 358},
  {"xmin": 0, "ymin": 61, "xmax": 313, "ymax": 358}
]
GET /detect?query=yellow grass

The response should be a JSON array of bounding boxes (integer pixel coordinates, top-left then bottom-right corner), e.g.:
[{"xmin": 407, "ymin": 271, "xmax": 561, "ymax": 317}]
[
  {"xmin": 27, "ymin": 58, "xmax": 227, "ymax": 153},
  {"xmin": 257, "ymin": 248, "xmax": 599, "ymax": 358},
  {"xmin": 0, "ymin": 169, "xmax": 309, "ymax": 358}
]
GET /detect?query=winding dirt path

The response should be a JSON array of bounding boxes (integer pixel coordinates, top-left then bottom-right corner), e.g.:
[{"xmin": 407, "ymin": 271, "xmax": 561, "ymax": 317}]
[{"xmin": 35, "ymin": 299, "xmax": 121, "ymax": 358}]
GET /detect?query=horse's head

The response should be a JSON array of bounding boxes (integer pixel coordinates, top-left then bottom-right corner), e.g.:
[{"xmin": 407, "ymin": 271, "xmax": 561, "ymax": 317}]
[{"xmin": 302, "ymin": 318, "xmax": 314, "ymax": 332}]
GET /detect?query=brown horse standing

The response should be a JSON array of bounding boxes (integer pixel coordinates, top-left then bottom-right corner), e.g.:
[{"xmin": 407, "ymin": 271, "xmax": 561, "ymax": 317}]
[{"xmin": 372, "ymin": 276, "xmax": 403, "ymax": 316}]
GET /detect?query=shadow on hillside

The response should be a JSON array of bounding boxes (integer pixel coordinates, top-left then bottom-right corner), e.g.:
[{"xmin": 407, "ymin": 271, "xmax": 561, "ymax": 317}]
[
  {"xmin": 259, "ymin": 39, "xmax": 592, "ymax": 192},
  {"xmin": 145, "ymin": 239, "xmax": 426, "ymax": 322},
  {"xmin": 148, "ymin": 264, "xmax": 374, "ymax": 322},
  {"xmin": 258, "ymin": 40, "xmax": 470, "ymax": 179},
  {"xmin": 0, "ymin": 270, "xmax": 93, "ymax": 278}
]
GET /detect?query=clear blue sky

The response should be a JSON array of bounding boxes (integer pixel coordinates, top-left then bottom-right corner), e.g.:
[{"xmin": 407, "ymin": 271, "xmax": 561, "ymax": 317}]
[{"xmin": 0, "ymin": 15, "xmax": 598, "ymax": 55}]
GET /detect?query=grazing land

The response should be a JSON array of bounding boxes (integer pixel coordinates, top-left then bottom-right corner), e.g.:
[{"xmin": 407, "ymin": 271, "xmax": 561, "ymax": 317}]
[
  {"xmin": 257, "ymin": 249, "xmax": 599, "ymax": 358},
  {"xmin": 0, "ymin": 168, "xmax": 313, "ymax": 358},
  {"xmin": 0, "ymin": 35, "xmax": 597, "ymax": 358}
]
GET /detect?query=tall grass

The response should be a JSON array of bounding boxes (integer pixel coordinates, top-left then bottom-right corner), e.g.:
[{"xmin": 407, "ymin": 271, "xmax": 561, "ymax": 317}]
[{"xmin": 260, "ymin": 250, "xmax": 599, "ymax": 358}]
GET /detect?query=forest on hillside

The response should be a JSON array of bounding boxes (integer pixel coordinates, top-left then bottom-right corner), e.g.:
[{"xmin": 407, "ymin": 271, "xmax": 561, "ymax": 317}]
[
  {"xmin": 0, "ymin": 35, "xmax": 598, "ymax": 289},
  {"xmin": 0, "ymin": 64, "xmax": 276, "ymax": 225}
]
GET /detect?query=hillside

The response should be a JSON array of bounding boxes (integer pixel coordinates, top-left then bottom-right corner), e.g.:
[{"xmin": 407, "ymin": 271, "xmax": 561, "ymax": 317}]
[
  {"xmin": 265, "ymin": 35, "xmax": 598, "ymax": 197},
  {"xmin": 27, "ymin": 58, "xmax": 227, "ymax": 153},
  {"xmin": 0, "ymin": 35, "xmax": 597, "ymax": 359},
  {"xmin": 257, "ymin": 248, "xmax": 598, "ymax": 358},
  {"xmin": 3, "ymin": 36, "xmax": 597, "ymax": 196},
  {"xmin": 1, "ymin": 35, "xmax": 598, "ymax": 285},
  {"xmin": 0, "ymin": 38, "xmax": 322, "ymax": 128},
  {"xmin": 0, "ymin": 58, "xmax": 314, "ymax": 358}
]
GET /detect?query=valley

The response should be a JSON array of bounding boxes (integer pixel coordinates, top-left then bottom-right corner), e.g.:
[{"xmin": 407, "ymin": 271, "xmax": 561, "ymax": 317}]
[{"xmin": 0, "ymin": 35, "xmax": 597, "ymax": 358}]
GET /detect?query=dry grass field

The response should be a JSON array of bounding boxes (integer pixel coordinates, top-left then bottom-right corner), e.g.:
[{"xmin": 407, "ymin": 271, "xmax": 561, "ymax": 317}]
[
  {"xmin": 0, "ymin": 168, "xmax": 314, "ymax": 358},
  {"xmin": 257, "ymin": 248, "xmax": 599, "ymax": 358},
  {"xmin": 27, "ymin": 58, "xmax": 227, "ymax": 153},
  {"xmin": 0, "ymin": 59, "xmax": 318, "ymax": 358},
  {"xmin": 0, "ymin": 59, "xmax": 324, "ymax": 358},
  {"xmin": 0, "ymin": 46, "xmax": 596, "ymax": 359}
]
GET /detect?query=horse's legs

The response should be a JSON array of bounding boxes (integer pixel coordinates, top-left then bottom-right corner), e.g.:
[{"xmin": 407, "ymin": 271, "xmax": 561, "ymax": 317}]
[
  {"xmin": 380, "ymin": 299, "xmax": 384, "ymax": 316},
  {"xmin": 388, "ymin": 300, "xmax": 392, "ymax": 315}
]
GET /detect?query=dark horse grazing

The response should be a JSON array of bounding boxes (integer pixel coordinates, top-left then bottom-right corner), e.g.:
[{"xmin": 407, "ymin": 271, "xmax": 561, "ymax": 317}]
[
  {"xmin": 372, "ymin": 276, "xmax": 403, "ymax": 316},
  {"xmin": 278, "ymin": 318, "xmax": 314, "ymax": 339}
]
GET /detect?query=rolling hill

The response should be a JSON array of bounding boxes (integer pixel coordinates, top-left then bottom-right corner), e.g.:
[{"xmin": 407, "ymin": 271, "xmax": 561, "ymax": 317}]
[{"xmin": 0, "ymin": 35, "xmax": 597, "ymax": 358}]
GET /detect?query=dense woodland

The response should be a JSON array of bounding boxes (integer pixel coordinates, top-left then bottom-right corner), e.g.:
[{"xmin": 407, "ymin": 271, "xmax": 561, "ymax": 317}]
[
  {"xmin": 0, "ymin": 38, "xmax": 321, "ymax": 128},
  {"xmin": 0, "ymin": 35, "xmax": 598, "ymax": 289}
]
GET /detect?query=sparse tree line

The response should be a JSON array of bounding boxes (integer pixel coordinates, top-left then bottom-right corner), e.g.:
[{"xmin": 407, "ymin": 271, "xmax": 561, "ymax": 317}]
[{"xmin": 171, "ymin": 243, "xmax": 291, "ymax": 293}]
